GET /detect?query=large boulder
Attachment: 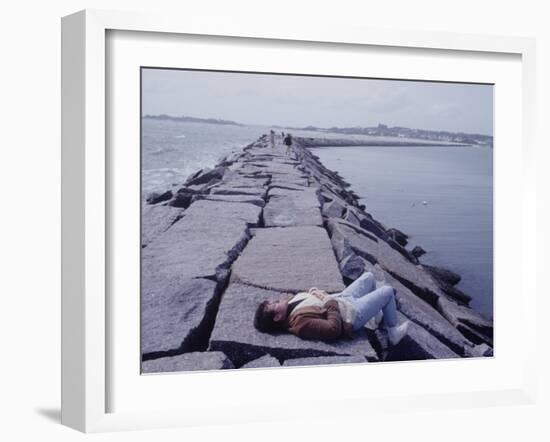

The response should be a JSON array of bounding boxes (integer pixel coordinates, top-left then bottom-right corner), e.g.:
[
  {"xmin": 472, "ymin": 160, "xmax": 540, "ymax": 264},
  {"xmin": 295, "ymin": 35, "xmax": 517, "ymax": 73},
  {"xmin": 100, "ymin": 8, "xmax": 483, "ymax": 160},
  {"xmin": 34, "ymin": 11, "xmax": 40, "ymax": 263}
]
[
  {"xmin": 185, "ymin": 166, "xmax": 227, "ymax": 186},
  {"xmin": 424, "ymin": 265, "xmax": 462, "ymax": 286},
  {"xmin": 141, "ymin": 200, "xmax": 262, "ymax": 357},
  {"xmin": 383, "ymin": 271, "xmax": 474, "ymax": 355},
  {"xmin": 141, "ymin": 204, "xmax": 184, "ymax": 248},
  {"xmin": 339, "ymin": 254, "xmax": 367, "ymax": 281},
  {"xmin": 141, "ymin": 278, "xmax": 219, "ymax": 357},
  {"xmin": 263, "ymin": 187, "xmax": 323, "ymax": 227},
  {"xmin": 383, "ymin": 314, "xmax": 460, "ymax": 361},
  {"xmin": 322, "ymin": 199, "xmax": 347, "ymax": 218},
  {"xmin": 209, "ymin": 283, "xmax": 379, "ymax": 367},
  {"xmin": 387, "ymin": 228, "xmax": 408, "ymax": 247},
  {"xmin": 356, "ymin": 214, "xmax": 390, "ymax": 241},
  {"xmin": 422, "ymin": 264, "xmax": 471, "ymax": 304},
  {"xmin": 437, "ymin": 297, "xmax": 493, "ymax": 346},
  {"xmin": 343, "ymin": 206, "xmax": 363, "ymax": 227},
  {"xmin": 145, "ymin": 189, "xmax": 173, "ymax": 205},
  {"xmin": 169, "ymin": 187, "xmax": 202, "ymax": 208},
  {"xmin": 230, "ymin": 226, "xmax": 345, "ymax": 293},
  {"xmin": 411, "ymin": 245, "xmax": 427, "ymax": 259},
  {"xmin": 142, "ymin": 351, "xmax": 234, "ymax": 373}
]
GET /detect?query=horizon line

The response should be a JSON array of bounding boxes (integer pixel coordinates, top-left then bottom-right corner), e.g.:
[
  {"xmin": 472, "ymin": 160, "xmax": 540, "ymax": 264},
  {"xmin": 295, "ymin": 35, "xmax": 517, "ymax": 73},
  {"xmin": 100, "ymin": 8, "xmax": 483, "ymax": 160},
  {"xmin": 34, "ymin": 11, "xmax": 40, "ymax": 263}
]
[{"xmin": 142, "ymin": 113, "xmax": 494, "ymax": 139}]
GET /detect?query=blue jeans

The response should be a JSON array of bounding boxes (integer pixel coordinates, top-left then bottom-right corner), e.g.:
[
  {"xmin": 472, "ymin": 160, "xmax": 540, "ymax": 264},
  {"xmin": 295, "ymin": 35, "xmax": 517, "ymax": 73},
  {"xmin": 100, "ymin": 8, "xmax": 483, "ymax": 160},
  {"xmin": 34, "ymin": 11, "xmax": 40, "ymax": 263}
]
[{"xmin": 338, "ymin": 272, "xmax": 399, "ymax": 331}]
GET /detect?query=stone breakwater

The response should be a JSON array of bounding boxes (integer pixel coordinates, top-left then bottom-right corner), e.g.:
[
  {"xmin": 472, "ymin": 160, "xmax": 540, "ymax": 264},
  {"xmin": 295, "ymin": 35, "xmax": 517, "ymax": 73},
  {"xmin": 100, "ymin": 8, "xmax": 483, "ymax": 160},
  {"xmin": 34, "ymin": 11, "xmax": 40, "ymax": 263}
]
[{"xmin": 141, "ymin": 134, "xmax": 493, "ymax": 373}]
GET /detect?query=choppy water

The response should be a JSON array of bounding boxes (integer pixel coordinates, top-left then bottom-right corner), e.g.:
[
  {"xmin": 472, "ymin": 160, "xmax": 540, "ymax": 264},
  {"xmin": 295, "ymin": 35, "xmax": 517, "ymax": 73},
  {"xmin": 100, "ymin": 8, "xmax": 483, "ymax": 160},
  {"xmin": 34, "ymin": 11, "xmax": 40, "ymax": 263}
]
[
  {"xmin": 312, "ymin": 145, "xmax": 493, "ymax": 319},
  {"xmin": 141, "ymin": 119, "xmax": 267, "ymax": 196},
  {"xmin": 142, "ymin": 119, "xmax": 493, "ymax": 319}
]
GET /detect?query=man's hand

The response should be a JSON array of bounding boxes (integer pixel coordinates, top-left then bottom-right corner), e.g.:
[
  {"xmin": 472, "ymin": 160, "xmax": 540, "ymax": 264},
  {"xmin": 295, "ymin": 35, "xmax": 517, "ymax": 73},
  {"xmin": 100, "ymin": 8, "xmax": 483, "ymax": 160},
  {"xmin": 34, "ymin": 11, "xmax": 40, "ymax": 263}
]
[{"xmin": 309, "ymin": 287, "xmax": 330, "ymax": 302}]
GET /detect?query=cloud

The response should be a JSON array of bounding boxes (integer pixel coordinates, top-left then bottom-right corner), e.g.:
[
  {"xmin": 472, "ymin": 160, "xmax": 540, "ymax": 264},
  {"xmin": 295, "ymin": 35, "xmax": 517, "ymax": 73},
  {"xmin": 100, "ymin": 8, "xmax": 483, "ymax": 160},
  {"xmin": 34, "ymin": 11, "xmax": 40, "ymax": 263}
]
[{"xmin": 142, "ymin": 68, "xmax": 493, "ymax": 135}]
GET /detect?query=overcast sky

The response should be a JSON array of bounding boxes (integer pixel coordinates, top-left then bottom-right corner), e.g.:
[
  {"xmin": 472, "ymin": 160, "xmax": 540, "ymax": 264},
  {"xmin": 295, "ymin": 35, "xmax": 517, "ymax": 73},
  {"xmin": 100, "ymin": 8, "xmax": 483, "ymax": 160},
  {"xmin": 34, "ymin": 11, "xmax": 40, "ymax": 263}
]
[{"xmin": 142, "ymin": 68, "xmax": 493, "ymax": 136}]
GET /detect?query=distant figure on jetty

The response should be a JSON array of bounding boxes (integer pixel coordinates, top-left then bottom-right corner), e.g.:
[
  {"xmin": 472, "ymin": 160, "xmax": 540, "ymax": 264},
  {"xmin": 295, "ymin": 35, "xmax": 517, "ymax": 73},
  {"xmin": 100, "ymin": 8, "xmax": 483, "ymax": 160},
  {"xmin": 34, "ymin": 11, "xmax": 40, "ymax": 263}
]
[
  {"xmin": 254, "ymin": 272, "xmax": 410, "ymax": 344},
  {"xmin": 283, "ymin": 133, "xmax": 293, "ymax": 155},
  {"xmin": 269, "ymin": 130, "xmax": 275, "ymax": 149}
]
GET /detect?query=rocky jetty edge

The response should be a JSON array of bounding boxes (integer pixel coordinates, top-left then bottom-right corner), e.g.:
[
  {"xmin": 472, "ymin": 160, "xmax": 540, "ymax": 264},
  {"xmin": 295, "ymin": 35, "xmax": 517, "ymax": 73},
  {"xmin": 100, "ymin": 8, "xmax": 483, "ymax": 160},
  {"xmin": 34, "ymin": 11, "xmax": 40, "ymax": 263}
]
[{"xmin": 141, "ymin": 134, "xmax": 493, "ymax": 374}]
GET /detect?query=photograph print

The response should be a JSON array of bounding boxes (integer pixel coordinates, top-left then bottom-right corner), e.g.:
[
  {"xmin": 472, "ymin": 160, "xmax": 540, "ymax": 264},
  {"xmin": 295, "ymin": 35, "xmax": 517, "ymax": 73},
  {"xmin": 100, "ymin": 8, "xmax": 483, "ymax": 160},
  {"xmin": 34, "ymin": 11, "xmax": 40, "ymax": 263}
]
[{"xmin": 140, "ymin": 68, "xmax": 494, "ymax": 374}]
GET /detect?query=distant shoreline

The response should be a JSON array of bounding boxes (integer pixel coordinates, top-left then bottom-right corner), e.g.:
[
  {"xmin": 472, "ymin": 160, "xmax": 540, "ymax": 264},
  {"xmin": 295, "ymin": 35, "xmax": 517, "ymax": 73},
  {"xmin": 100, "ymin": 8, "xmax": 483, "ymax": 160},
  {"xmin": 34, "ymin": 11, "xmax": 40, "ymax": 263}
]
[
  {"xmin": 296, "ymin": 136, "xmax": 472, "ymax": 148},
  {"xmin": 142, "ymin": 115, "xmax": 493, "ymax": 147},
  {"xmin": 143, "ymin": 114, "xmax": 242, "ymax": 126}
]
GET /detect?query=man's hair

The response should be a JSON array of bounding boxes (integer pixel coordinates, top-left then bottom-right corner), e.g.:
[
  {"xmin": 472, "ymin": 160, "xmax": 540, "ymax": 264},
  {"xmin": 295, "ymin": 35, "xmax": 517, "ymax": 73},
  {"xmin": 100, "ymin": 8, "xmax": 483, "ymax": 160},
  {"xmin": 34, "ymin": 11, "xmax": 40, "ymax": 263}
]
[{"xmin": 254, "ymin": 300, "xmax": 285, "ymax": 333}]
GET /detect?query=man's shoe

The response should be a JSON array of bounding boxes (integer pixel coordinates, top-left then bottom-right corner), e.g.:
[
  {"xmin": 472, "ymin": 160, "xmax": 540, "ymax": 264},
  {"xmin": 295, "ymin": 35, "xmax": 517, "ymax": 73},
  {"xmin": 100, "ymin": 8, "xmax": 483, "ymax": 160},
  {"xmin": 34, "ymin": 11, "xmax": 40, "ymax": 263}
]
[{"xmin": 387, "ymin": 321, "xmax": 410, "ymax": 346}]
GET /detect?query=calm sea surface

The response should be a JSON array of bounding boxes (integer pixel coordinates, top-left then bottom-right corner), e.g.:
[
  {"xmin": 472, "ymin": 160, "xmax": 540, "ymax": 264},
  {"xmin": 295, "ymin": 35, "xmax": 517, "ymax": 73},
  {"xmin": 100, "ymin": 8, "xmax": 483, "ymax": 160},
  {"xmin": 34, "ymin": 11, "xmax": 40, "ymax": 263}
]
[{"xmin": 142, "ymin": 118, "xmax": 493, "ymax": 319}]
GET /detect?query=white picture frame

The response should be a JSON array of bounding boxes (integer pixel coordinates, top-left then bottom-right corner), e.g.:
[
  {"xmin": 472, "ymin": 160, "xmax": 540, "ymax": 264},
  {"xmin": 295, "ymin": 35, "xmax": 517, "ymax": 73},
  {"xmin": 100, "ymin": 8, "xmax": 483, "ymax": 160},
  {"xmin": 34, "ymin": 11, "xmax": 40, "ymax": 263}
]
[{"xmin": 61, "ymin": 9, "xmax": 537, "ymax": 433}]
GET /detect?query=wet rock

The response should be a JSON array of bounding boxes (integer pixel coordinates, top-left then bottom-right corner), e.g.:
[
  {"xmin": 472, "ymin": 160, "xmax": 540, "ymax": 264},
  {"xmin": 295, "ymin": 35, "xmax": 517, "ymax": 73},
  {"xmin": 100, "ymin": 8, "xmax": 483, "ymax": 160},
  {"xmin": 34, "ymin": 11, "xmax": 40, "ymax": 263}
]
[
  {"xmin": 142, "ymin": 351, "xmax": 234, "ymax": 373},
  {"xmin": 437, "ymin": 297, "xmax": 493, "ymax": 346},
  {"xmin": 439, "ymin": 284, "xmax": 472, "ymax": 305},
  {"xmin": 186, "ymin": 166, "xmax": 227, "ymax": 186},
  {"xmin": 146, "ymin": 190, "xmax": 173, "ymax": 205},
  {"xmin": 208, "ymin": 283, "xmax": 378, "ymax": 367},
  {"xmin": 283, "ymin": 356, "xmax": 367, "ymax": 367},
  {"xmin": 411, "ymin": 245, "xmax": 427, "ymax": 258},
  {"xmin": 169, "ymin": 187, "xmax": 202, "ymax": 209},
  {"xmin": 241, "ymin": 355, "xmax": 281, "ymax": 369},
  {"xmin": 184, "ymin": 168, "xmax": 205, "ymax": 183},
  {"xmin": 387, "ymin": 228, "xmax": 408, "ymax": 247},
  {"xmin": 424, "ymin": 265, "xmax": 462, "ymax": 286},
  {"xmin": 422, "ymin": 265, "xmax": 470, "ymax": 304},
  {"xmin": 387, "ymin": 238, "xmax": 419, "ymax": 264},
  {"xmin": 230, "ymin": 226, "xmax": 345, "ymax": 293},
  {"xmin": 357, "ymin": 215, "xmax": 390, "ymax": 241}
]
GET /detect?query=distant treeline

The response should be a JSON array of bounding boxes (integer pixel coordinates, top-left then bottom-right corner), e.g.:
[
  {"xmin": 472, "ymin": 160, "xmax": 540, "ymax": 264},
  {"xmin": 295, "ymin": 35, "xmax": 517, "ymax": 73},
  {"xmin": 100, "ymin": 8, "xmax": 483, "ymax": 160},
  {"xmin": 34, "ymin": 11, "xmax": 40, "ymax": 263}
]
[{"xmin": 143, "ymin": 114, "xmax": 242, "ymax": 126}]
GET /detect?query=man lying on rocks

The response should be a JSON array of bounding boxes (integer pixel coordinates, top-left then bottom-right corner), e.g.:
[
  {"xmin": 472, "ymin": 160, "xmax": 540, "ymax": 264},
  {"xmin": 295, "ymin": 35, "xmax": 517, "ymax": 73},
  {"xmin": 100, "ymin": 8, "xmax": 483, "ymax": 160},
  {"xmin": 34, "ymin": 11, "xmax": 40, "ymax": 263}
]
[{"xmin": 254, "ymin": 271, "xmax": 410, "ymax": 344}]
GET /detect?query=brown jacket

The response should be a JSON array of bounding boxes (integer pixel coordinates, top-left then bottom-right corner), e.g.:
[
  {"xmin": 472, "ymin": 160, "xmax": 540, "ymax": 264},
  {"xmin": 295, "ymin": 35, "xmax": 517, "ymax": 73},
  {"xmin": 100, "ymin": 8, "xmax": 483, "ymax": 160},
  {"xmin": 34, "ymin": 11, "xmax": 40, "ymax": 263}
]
[{"xmin": 286, "ymin": 299, "xmax": 354, "ymax": 341}]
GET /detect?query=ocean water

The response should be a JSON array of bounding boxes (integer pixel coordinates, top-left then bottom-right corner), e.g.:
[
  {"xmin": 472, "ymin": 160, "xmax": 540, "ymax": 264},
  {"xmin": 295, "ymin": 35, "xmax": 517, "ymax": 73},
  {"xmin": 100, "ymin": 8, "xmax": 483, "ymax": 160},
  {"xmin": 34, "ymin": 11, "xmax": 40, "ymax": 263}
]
[
  {"xmin": 141, "ymin": 119, "xmax": 267, "ymax": 196},
  {"xmin": 141, "ymin": 118, "xmax": 403, "ymax": 196},
  {"xmin": 142, "ymin": 119, "xmax": 493, "ymax": 319},
  {"xmin": 312, "ymin": 145, "xmax": 493, "ymax": 319}
]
